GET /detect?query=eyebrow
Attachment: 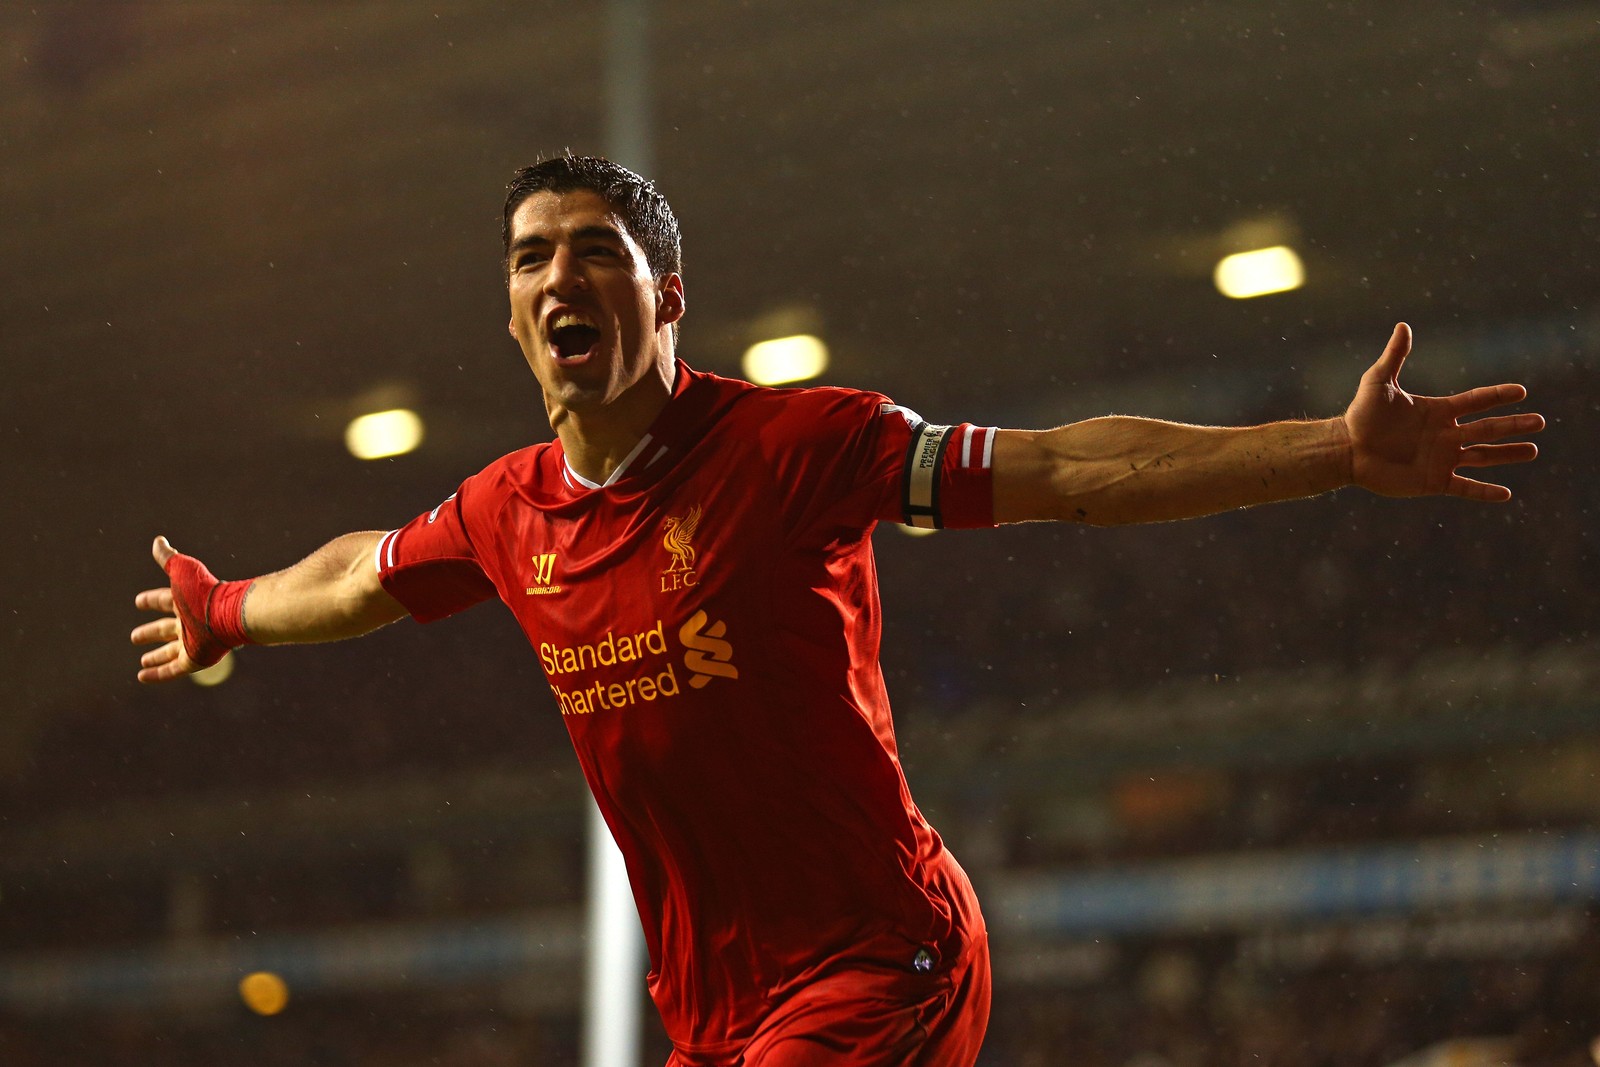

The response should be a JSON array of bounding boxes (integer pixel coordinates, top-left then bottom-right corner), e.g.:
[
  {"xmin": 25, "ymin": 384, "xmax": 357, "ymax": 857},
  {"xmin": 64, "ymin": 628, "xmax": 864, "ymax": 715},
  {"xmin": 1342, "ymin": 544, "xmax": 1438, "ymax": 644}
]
[{"xmin": 508, "ymin": 224, "xmax": 628, "ymax": 257}]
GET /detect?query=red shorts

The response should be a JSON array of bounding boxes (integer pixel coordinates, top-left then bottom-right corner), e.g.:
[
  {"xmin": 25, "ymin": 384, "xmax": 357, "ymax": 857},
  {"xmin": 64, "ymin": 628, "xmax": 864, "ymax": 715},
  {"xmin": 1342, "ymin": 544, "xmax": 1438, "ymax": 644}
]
[{"xmin": 664, "ymin": 931, "xmax": 991, "ymax": 1067}]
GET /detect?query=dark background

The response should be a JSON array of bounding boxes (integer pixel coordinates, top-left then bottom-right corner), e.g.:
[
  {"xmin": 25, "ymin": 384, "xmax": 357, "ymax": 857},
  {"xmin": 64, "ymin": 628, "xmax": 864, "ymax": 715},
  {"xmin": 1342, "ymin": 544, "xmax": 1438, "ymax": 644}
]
[{"xmin": 2, "ymin": 2, "xmax": 1594, "ymax": 1064}]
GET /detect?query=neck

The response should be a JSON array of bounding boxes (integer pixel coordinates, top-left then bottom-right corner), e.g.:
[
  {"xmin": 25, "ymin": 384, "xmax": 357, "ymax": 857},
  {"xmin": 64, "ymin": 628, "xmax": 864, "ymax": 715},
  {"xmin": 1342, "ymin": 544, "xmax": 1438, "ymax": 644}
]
[{"xmin": 551, "ymin": 356, "xmax": 677, "ymax": 484}]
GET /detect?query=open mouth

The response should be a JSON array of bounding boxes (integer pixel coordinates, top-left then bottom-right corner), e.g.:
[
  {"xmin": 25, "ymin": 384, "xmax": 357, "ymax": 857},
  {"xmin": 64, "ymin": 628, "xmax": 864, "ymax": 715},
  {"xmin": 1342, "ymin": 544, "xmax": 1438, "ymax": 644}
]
[{"xmin": 550, "ymin": 320, "xmax": 602, "ymax": 362}]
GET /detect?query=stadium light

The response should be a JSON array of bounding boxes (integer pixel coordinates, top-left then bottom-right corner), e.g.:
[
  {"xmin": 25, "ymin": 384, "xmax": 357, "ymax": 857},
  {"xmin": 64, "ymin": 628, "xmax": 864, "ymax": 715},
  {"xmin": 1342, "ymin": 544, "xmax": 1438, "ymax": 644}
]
[
  {"xmin": 1213, "ymin": 246, "xmax": 1304, "ymax": 299},
  {"xmin": 742, "ymin": 335, "xmax": 829, "ymax": 385},
  {"xmin": 190, "ymin": 651, "xmax": 235, "ymax": 687},
  {"xmin": 238, "ymin": 971, "xmax": 289, "ymax": 1016},
  {"xmin": 345, "ymin": 408, "xmax": 424, "ymax": 460}
]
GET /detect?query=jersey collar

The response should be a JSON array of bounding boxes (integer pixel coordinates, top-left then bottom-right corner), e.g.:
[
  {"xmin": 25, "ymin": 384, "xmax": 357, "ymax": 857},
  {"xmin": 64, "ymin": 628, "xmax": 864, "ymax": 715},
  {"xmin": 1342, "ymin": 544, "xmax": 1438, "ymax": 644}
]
[
  {"xmin": 557, "ymin": 359, "xmax": 711, "ymax": 493},
  {"xmin": 561, "ymin": 431, "xmax": 662, "ymax": 490}
]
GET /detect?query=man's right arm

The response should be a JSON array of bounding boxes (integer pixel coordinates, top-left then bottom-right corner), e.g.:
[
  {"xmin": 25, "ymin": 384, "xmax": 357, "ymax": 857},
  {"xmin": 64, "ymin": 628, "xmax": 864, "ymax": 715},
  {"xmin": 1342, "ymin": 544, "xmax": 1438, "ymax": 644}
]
[{"xmin": 131, "ymin": 532, "xmax": 408, "ymax": 684}]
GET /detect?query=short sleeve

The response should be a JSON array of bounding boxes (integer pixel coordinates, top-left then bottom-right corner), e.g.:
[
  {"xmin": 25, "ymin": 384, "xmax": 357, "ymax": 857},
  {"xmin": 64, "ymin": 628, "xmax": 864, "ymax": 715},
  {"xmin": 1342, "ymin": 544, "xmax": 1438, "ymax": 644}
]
[
  {"xmin": 762, "ymin": 387, "xmax": 997, "ymax": 538},
  {"xmin": 374, "ymin": 487, "xmax": 499, "ymax": 623}
]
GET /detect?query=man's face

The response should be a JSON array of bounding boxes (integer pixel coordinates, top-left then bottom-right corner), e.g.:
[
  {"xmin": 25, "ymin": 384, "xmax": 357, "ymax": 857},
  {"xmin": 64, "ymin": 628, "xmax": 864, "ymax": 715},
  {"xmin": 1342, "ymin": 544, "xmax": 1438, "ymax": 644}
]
[{"xmin": 506, "ymin": 189, "xmax": 683, "ymax": 419}]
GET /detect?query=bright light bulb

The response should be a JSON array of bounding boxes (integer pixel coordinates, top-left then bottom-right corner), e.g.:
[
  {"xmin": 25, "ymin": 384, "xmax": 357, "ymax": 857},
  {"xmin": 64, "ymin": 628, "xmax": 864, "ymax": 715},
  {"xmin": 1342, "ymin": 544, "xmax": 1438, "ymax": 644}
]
[
  {"xmin": 239, "ymin": 971, "xmax": 289, "ymax": 1016},
  {"xmin": 345, "ymin": 409, "xmax": 424, "ymax": 460},
  {"xmin": 1213, "ymin": 246, "xmax": 1305, "ymax": 299},
  {"xmin": 742, "ymin": 335, "xmax": 829, "ymax": 385},
  {"xmin": 191, "ymin": 651, "xmax": 235, "ymax": 687}
]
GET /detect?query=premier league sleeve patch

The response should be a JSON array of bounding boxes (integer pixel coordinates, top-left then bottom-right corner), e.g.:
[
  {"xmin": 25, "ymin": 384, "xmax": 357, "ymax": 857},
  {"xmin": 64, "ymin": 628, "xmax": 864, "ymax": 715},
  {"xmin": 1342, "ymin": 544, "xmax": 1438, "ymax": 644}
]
[{"xmin": 896, "ymin": 416, "xmax": 997, "ymax": 530}]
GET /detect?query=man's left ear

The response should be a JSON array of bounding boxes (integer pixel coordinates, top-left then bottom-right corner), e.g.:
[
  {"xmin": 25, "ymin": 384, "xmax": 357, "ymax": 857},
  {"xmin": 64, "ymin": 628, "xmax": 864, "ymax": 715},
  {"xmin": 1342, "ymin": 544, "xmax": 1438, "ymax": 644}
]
[{"xmin": 657, "ymin": 274, "xmax": 685, "ymax": 326}]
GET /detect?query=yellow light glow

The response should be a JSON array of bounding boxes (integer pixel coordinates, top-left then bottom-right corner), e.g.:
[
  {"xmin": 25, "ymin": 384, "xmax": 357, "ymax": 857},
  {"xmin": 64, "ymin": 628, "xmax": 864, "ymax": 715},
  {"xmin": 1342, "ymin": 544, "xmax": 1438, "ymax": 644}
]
[
  {"xmin": 742, "ymin": 335, "xmax": 829, "ymax": 386},
  {"xmin": 345, "ymin": 409, "xmax": 424, "ymax": 460},
  {"xmin": 1213, "ymin": 246, "xmax": 1305, "ymax": 299},
  {"xmin": 896, "ymin": 524, "xmax": 937, "ymax": 537},
  {"xmin": 239, "ymin": 971, "xmax": 289, "ymax": 1016},
  {"xmin": 190, "ymin": 651, "xmax": 235, "ymax": 687}
]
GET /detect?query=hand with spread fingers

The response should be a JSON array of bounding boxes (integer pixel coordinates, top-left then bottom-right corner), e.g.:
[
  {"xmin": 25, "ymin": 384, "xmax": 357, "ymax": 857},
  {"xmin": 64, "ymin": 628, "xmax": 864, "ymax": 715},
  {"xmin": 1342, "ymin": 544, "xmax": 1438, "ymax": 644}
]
[
  {"xmin": 131, "ymin": 530, "xmax": 401, "ymax": 684},
  {"xmin": 130, "ymin": 535, "xmax": 249, "ymax": 684},
  {"xmin": 1343, "ymin": 323, "xmax": 1544, "ymax": 502},
  {"xmin": 131, "ymin": 537, "xmax": 204, "ymax": 684}
]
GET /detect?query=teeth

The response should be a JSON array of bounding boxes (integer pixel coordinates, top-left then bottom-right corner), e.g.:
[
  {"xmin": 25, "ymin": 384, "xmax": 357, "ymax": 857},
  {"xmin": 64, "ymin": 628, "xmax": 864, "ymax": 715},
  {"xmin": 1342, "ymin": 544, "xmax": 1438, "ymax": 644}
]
[{"xmin": 551, "ymin": 311, "xmax": 598, "ymax": 332}]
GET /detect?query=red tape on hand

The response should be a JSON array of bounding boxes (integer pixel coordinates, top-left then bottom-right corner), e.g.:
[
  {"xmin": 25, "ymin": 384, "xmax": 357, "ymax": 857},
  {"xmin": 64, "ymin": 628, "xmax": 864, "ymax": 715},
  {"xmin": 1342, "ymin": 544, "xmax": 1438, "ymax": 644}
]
[{"xmin": 163, "ymin": 553, "xmax": 253, "ymax": 667}]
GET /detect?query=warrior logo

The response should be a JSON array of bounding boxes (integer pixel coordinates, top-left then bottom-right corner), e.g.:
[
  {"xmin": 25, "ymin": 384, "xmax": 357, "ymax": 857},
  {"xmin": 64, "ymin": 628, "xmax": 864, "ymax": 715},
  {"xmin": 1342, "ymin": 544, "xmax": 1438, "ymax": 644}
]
[
  {"xmin": 679, "ymin": 610, "xmax": 738, "ymax": 689},
  {"xmin": 526, "ymin": 552, "xmax": 562, "ymax": 596},
  {"xmin": 660, "ymin": 505, "xmax": 703, "ymax": 591}
]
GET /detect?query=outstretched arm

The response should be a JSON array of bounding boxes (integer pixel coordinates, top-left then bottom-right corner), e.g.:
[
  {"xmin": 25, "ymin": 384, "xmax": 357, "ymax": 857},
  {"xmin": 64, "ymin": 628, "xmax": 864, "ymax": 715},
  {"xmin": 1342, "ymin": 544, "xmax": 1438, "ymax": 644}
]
[
  {"xmin": 993, "ymin": 324, "xmax": 1543, "ymax": 526},
  {"xmin": 131, "ymin": 533, "xmax": 407, "ymax": 684}
]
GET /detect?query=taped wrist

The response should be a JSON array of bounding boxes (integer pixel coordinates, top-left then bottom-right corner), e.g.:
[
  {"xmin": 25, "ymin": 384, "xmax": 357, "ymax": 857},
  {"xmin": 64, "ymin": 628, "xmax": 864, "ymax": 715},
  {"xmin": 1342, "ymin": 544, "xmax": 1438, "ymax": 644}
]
[{"xmin": 165, "ymin": 553, "xmax": 255, "ymax": 667}]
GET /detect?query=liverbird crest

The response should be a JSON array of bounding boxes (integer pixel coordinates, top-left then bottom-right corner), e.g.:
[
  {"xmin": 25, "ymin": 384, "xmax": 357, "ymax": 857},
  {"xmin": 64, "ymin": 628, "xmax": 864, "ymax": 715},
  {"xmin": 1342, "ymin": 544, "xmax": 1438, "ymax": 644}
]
[{"xmin": 661, "ymin": 505, "xmax": 703, "ymax": 574}]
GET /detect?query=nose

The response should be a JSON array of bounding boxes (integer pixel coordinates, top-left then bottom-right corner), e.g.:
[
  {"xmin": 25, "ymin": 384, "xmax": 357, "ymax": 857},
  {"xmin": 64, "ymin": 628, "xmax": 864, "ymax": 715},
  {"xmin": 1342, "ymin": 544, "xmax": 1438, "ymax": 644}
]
[{"xmin": 544, "ymin": 245, "xmax": 587, "ymax": 296}]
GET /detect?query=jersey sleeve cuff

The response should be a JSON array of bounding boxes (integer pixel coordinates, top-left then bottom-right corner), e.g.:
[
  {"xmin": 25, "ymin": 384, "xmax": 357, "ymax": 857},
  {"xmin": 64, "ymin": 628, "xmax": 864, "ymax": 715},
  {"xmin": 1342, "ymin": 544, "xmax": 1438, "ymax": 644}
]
[{"xmin": 900, "ymin": 421, "xmax": 997, "ymax": 529}]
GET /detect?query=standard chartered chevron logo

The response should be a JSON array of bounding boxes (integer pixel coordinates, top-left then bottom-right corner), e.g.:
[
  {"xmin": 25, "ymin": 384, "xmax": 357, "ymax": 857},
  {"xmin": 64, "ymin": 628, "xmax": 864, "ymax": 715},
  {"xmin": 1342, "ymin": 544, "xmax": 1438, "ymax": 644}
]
[{"xmin": 679, "ymin": 610, "xmax": 738, "ymax": 689}]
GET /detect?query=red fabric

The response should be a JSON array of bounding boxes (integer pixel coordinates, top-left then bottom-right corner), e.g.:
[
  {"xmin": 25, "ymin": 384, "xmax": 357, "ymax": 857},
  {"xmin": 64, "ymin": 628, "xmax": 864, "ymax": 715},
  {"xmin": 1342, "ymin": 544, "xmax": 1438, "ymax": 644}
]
[
  {"xmin": 207, "ymin": 578, "xmax": 253, "ymax": 649},
  {"xmin": 666, "ymin": 860, "xmax": 991, "ymax": 1067},
  {"xmin": 376, "ymin": 363, "xmax": 994, "ymax": 1053},
  {"xmin": 163, "ymin": 554, "xmax": 253, "ymax": 666},
  {"xmin": 933, "ymin": 425, "xmax": 998, "ymax": 530},
  {"xmin": 666, "ymin": 933, "xmax": 991, "ymax": 1067}
]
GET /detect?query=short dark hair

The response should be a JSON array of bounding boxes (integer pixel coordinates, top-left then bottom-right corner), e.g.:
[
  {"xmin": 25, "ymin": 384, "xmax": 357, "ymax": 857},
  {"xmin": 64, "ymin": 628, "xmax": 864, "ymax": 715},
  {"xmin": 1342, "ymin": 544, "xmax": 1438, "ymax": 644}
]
[{"xmin": 502, "ymin": 154, "xmax": 682, "ymax": 282}]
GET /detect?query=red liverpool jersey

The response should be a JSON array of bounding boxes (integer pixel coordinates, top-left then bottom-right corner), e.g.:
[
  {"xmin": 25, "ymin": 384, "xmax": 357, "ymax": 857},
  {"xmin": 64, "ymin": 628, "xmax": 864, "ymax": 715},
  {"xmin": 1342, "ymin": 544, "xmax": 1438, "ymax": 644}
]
[{"xmin": 375, "ymin": 362, "xmax": 996, "ymax": 1056}]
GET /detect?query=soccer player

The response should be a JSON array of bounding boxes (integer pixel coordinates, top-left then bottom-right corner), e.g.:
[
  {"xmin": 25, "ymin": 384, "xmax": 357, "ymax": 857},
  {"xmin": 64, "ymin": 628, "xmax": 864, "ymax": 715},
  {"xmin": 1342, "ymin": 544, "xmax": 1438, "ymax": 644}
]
[{"xmin": 131, "ymin": 156, "xmax": 1542, "ymax": 1066}]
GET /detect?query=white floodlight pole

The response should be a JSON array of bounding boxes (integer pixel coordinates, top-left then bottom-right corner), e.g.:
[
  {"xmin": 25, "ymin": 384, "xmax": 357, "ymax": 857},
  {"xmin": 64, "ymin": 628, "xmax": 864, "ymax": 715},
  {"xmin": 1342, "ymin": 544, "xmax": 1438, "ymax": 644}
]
[
  {"xmin": 583, "ymin": 4, "xmax": 652, "ymax": 1067},
  {"xmin": 583, "ymin": 800, "xmax": 645, "ymax": 1067}
]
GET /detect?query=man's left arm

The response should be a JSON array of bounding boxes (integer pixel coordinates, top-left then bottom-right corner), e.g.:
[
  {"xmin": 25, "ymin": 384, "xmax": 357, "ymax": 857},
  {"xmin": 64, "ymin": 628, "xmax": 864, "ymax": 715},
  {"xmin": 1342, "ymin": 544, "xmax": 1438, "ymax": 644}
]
[{"xmin": 993, "ymin": 324, "xmax": 1544, "ymax": 526}]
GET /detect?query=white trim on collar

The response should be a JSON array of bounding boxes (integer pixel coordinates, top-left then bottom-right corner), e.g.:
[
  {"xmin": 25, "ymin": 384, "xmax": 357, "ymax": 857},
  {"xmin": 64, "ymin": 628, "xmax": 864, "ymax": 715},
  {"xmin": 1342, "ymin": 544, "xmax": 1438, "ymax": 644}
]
[{"xmin": 563, "ymin": 432, "xmax": 656, "ymax": 491}]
